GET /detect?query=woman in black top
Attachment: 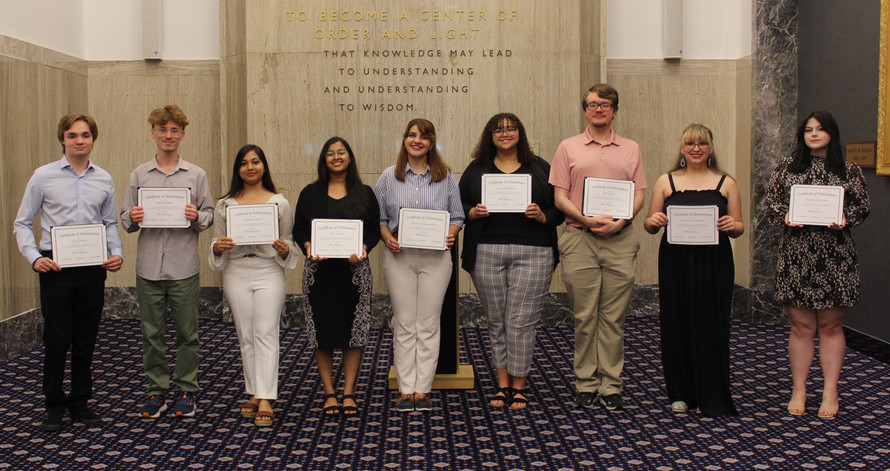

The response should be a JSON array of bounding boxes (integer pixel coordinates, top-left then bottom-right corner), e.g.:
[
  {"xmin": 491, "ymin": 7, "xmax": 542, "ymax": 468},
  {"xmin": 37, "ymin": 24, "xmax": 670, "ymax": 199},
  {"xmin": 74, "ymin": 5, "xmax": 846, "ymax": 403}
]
[
  {"xmin": 293, "ymin": 137, "xmax": 380, "ymax": 416},
  {"xmin": 459, "ymin": 113, "xmax": 563, "ymax": 409}
]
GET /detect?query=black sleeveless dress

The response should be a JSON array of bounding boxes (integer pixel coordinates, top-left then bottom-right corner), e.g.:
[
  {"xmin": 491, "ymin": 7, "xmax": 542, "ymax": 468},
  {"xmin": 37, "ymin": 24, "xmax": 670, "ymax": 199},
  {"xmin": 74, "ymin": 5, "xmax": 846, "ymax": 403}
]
[{"xmin": 658, "ymin": 174, "xmax": 737, "ymax": 417}]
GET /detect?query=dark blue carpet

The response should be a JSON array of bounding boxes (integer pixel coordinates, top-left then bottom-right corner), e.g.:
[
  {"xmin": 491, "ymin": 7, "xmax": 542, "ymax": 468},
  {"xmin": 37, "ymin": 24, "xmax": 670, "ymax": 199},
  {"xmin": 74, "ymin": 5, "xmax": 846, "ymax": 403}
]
[{"xmin": 1, "ymin": 316, "xmax": 889, "ymax": 470}]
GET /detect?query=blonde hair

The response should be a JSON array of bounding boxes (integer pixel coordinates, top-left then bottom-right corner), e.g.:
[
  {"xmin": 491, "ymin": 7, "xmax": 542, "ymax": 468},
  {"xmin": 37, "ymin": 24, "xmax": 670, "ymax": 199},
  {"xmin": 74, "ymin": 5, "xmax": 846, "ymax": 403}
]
[
  {"xmin": 148, "ymin": 104, "xmax": 189, "ymax": 129},
  {"xmin": 670, "ymin": 123, "xmax": 721, "ymax": 173}
]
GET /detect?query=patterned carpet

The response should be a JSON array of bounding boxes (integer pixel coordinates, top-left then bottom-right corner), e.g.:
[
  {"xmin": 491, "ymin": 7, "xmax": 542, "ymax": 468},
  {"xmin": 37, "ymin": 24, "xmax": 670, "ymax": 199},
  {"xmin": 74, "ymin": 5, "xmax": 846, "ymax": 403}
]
[{"xmin": 1, "ymin": 316, "xmax": 889, "ymax": 471}]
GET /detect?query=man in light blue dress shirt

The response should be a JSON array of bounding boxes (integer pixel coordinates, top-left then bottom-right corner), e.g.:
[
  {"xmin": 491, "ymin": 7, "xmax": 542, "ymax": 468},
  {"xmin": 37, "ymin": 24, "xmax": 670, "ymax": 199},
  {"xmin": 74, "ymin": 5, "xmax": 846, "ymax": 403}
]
[{"xmin": 13, "ymin": 113, "xmax": 124, "ymax": 432}]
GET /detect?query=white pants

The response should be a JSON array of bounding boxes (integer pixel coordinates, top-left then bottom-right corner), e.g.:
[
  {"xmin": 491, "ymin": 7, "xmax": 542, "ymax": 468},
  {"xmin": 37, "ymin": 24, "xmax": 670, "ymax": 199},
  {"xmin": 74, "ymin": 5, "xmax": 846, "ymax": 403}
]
[
  {"xmin": 383, "ymin": 248, "xmax": 453, "ymax": 394},
  {"xmin": 223, "ymin": 256, "xmax": 285, "ymax": 400}
]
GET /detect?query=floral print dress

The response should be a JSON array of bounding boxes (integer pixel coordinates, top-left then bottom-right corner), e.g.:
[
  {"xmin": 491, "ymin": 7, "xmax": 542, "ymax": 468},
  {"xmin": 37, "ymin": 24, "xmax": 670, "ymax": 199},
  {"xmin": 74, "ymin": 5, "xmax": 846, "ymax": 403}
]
[{"xmin": 764, "ymin": 155, "xmax": 870, "ymax": 309}]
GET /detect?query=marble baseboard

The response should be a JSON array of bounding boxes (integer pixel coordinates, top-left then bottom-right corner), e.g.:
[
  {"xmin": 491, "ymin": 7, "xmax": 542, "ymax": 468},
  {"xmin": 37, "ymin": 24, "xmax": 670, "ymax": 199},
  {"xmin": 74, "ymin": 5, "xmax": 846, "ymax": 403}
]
[
  {"xmin": 0, "ymin": 311, "xmax": 43, "ymax": 363},
  {"xmin": 1, "ymin": 283, "xmax": 777, "ymax": 363}
]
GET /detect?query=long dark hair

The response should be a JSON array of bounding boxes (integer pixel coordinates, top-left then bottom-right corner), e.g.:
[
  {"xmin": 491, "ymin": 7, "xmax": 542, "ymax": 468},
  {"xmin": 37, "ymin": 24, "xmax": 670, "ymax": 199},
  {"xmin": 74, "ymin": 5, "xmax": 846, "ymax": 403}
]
[
  {"xmin": 395, "ymin": 118, "xmax": 450, "ymax": 183},
  {"xmin": 470, "ymin": 112, "xmax": 536, "ymax": 165},
  {"xmin": 222, "ymin": 144, "xmax": 277, "ymax": 198},
  {"xmin": 790, "ymin": 111, "xmax": 846, "ymax": 178},
  {"xmin": 316, "ymin": 136, "xmax": 370, "ymax": 219}
]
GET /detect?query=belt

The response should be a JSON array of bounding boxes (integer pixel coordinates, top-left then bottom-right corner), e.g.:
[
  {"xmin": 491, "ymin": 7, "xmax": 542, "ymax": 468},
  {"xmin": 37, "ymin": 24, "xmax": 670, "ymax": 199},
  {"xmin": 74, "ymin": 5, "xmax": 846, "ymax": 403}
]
[{"xmin": 574, "ymin": 223, "xmax": 624, "ymax": 236}]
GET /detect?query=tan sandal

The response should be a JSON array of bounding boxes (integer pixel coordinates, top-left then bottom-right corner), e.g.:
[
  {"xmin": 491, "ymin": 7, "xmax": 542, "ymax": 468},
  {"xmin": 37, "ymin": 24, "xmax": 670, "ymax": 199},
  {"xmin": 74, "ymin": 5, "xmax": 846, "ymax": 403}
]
[
  {"xmin": 254, "ymin": 408, "xmax": 274, "ymax": 427},
  {"xmin": 240, "ymin": 401, "xmax": 259, "ymax": 419},
  {"xmin": 818, "ymin": 396, "xmax": 838, "ymax": 419},
  {"xmin": 787, "ymin": 394, "xmax": 806, "ymax": 416}
]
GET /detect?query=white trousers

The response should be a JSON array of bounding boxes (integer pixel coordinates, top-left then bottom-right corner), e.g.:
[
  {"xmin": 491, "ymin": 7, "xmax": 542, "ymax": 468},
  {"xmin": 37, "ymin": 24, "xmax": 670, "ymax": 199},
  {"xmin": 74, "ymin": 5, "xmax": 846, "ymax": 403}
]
[
  {"xmin": 223, "ymin": 256, "xmax": 285, "ymax": 400},
  {"xmin": 383, "ymin": 248, "xmax": 453, "ymax": 394}
]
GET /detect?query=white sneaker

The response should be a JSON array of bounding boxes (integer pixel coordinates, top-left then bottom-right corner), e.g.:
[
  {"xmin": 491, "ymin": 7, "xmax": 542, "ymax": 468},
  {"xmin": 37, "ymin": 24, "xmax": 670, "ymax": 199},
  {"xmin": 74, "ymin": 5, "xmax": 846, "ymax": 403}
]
[{"xmin": 670, "ymin": 401, "xmax": 689, "ymax": 412}]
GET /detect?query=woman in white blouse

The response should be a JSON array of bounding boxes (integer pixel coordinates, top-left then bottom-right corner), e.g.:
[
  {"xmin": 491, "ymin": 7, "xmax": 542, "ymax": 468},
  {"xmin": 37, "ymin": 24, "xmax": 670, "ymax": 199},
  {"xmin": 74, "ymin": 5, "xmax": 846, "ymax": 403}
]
[
  {"xmin": 209, "ymin": 144, "xmax": 297, "ymax": 426},
  {"xmin": 375, "ymin": 119, "xmax": 465, "ymax": 412}
]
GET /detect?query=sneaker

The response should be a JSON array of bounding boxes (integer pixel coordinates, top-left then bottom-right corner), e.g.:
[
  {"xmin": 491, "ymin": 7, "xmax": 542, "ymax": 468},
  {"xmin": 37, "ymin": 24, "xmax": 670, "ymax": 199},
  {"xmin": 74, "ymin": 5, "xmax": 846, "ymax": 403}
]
[
  {"xmin": 140, "ymin": 395, "xmax": 167, "ymax": 418},
  {"xmin": 171, "ymin": 391, "xmax": 196, "ymax": 417},
  {"xmin": 670, "ymin": 401, "xmax": 689, "ymax": 412},
  {"xmin": 414, "ymin": 396, "xmax": 433, "ymax": 412},
  {"xmin": 599, "ymin": 393, "xmax": 625, "ymax": 411},
  {"xmin": 41, "ymin": 407, "xmax": 64, "ymax": 432},
  {"xmin": 573, "ymin": 391, "xmax": 598, "ymax": 409},
  {"xmin": 68, "ymin": 403, "xmax": 103, "ymax": 426},
  {"xmin": 396, "ymin": 395, "xmax": 414, "ymax": 412}
]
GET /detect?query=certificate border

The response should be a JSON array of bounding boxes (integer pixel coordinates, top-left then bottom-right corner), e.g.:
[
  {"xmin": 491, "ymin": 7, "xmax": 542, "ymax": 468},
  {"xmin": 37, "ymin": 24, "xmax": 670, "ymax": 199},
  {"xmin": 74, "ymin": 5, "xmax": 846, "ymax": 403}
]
[
  {"xmin": 666, "ymin": 205, "xmax": 719, "ymax": 245},
  {"xmin": 50, "ymin": 223, "xmax": 108, "ymax": 268},
  {"xmin": 226, "ymin": 203, "xmax": 280, "ymax": 246},
  {"xmin": 481, "ymin": 173, "xmax": 532, "ymax": 213},
  {"xmin": 788, "ymin": 184, "xmax": 845, "ymax": 226},
  {"xmin": 310, "ymin": 218, "xmax": 364, "ymax": 259},
  {"xmin": 397, "ymin": 208, "xmax": 449, "ymax": 250},
  {"xmin": 581, "ymin": 177, "xmax": 635, "ymax": 219},
  {"xmin": 137, "ymin": 187, "xmax": 191, "ymax": 228}
]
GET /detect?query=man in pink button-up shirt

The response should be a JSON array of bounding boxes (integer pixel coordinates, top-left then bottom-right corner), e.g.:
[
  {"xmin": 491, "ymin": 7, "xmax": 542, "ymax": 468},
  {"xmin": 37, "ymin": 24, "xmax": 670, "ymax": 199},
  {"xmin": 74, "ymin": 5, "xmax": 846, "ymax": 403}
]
[{"xmin": 549, "ymin": 84, "xmax": 647, "ymax": 412}]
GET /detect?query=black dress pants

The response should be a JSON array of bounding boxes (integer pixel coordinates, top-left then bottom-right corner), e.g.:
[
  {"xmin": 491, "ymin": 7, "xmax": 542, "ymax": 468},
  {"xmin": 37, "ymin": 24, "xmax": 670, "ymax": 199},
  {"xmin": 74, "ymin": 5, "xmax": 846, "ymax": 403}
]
[{"xmin": 38, "ymin": 251, "xmax": 106, "ymax": 410}]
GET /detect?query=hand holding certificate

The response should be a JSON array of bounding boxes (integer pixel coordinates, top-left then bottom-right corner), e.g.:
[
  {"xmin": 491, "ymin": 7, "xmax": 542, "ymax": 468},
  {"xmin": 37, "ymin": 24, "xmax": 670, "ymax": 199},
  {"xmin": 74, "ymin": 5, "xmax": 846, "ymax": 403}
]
[
  {"xmin": 226, "ymin": 203, "xmax": 280, "ymax": 245},
  {"xmin": 788, "ymin": 184, "xmax": 845, "ymax": 226},
  {"xmin": 310, "ymin": 219, "xmax": 363, "ymax": 258},
  {"xmin": 138, "ymin": 188, "xmax": 190, "ymax": 228},
  {"xmin": 481, "ymin": 174, "xmax": 531, "ymax": 213},
  {"xmin": 666, "ymin": 205, "xmax": 719, "ymax": 245},
  {"xmin": 582, "ymin": 177, "xmax": 635, "ymax": 219},
  {"xmin": 51, "ymin": 224, "xmax": 108, "ymax": 268},
  {"xmin": 397, "ymin": 208, "xmax": 449, "ymax": 250}
]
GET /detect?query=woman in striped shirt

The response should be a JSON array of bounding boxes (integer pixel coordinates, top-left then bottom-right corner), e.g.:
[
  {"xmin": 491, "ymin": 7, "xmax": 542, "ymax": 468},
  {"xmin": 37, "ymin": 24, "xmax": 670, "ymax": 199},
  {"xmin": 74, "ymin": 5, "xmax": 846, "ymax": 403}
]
[{"xmin": 374, "ymin": 118, "xmax": 465, "ymax": 412}]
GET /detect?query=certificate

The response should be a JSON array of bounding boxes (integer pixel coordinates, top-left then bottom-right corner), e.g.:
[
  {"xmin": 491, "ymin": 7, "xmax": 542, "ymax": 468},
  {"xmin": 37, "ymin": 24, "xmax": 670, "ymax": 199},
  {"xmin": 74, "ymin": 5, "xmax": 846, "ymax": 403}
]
[
  {"xmin": 226, "ymin": 203, "xmax": 280, "ymax": 245},
  {"xmin": 397, "ymin": 208, "xmax": 449, "ymax": 250},
  {"xmin": 138, "ymin": 187, "xmax": 190, "ymax": 228},
  {"xmin": 481, "ymin": 173, "xmax": 531, "ymax": 213},
  {"xmin": 51, "ymin": 224, "xmax": 108, "ymax": 268},
  {"xmin": 789, "ymin": 184, "xmax": 845, "ymax": 226},
  {"xmin": 582, "ymin": 177, "xmax": 635, "ymax": 219},
  {"xmin": 311, "ymin": 219, "xmax": 363, "ymax": 258},
  {"xmin": 667, "ymin": 205, "xmax": 719, "ymax": 245}
]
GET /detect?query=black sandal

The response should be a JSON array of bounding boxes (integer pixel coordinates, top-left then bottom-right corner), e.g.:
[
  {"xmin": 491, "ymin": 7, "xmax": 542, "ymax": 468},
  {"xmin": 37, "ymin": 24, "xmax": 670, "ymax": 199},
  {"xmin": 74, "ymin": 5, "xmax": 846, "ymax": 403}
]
[
  {"xmin": 341, "ymin": 394, "xmax": 358, "ymax": 416},
  {"xmin": 322, "ymin": 393, "xmax": 340, "ymax": 416},
  {"xmin": 510, "ymin": 389, "xmax": 529, "ymax": 410},
  {"xmin": 489, "ymin": 387, "xmax": 513, "ymax": 408}
]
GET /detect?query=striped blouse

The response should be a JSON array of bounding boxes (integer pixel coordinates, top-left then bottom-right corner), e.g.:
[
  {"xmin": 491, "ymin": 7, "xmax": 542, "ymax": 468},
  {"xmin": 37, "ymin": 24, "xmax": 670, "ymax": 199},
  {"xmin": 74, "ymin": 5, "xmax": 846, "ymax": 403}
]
[{"xmin": 374, "ymin": 165, "xmax": 465, "ymax": 233}]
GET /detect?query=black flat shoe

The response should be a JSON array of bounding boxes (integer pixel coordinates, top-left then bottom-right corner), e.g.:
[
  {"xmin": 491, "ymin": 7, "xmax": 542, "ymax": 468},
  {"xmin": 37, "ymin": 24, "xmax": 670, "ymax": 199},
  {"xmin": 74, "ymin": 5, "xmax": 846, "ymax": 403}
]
[
  {"xmin": 510, "ymin": 389, "xmax": 529, "ymax": 410},
  {"xmin": 340, "ymin": 394, "xmax": 358, "ymax": 416},
  {"xmin": 41, "ymin": 408, "xmax": 64, "ymax": 432},
  {"xmin": 489, "ymin": 387, "xmax": 513, "ymax": 408},
  {"xmin": 68, "ymin": 403, "xmax": 102, "ymax": 426},
  {"xmin": 322, "ymin": 393, "xmax": 340, "ymax": 416}
]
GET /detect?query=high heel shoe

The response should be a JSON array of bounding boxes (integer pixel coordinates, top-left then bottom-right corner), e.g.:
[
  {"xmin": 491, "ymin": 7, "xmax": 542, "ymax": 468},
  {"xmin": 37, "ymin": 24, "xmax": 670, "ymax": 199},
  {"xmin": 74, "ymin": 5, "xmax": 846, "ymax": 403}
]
[
  {"xmin": 787, "ymin": 393, "xmax": 806, "ymax": 416},
  {"xmin": 818, "ymin": 396, "xmax": 839, "ymax": 419}
]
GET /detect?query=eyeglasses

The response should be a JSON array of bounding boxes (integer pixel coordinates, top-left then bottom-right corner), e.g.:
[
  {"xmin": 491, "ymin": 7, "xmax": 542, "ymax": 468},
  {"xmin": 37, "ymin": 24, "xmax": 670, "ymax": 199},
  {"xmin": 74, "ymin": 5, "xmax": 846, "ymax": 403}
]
[
  {"xmin": 325, "ymin": 150, "xmax": 348, "ymax": 157},
  {"xmin": 584, "ymin": 102, "xmax": 613, "ymax": 111},
  {"xmin": 154, "ymin": 127, "xmax": 182, "ymax": 137},
  {"xmin": 493, "ymin": 126, "xmax": 518, "ymax": 135},
  {"xmin": 684, "ymin": 141, "xmax": 710, "ymax": 149}
]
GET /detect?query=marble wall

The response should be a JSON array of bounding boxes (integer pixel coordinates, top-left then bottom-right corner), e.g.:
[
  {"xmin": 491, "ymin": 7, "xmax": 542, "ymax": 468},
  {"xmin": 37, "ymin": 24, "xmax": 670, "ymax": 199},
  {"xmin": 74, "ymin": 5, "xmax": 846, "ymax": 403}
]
[
  {"xmin": 219, "ymin": 0, "xmax": 605, "ymax": 295},
  {"xmin": 748, "ymin": 0, "xmax": 798, "ymax": 323},
  {"xmin": 86, "ymin": 60, "xmax": 223, "ymax": 289},
  {"xmin": 606, "ymin": 59, "xmax": 753, "ymax": 286},
  {"xmin": 1, "ymin": 35, "xmax": 88, "ymax": 325},
  {"xmin": 2, "ymin": 0, "xmax": 798, "ymax": 361}
]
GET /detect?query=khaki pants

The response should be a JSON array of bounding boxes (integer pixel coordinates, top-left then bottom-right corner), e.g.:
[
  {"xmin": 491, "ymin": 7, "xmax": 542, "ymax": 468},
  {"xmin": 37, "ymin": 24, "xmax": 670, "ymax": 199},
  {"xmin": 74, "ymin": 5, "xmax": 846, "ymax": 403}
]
[{"xmin": 559, "ymin": 225, "xmax": 639, "ymax": 395}]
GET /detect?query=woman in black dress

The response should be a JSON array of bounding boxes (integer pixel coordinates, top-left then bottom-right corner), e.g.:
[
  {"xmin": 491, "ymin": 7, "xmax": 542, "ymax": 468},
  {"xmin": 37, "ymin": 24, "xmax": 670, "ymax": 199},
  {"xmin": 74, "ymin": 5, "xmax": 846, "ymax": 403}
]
[
  {"xmin": 764, "ymin": 111, "xmax": 870, "ymax": 418},
  {"xmin": 293, "ymin": 137, "xmax": 380, "ymax": 416},
  {"xmin": 644, "ymin": 123, "xmax": 744, "ymax": 417}
]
